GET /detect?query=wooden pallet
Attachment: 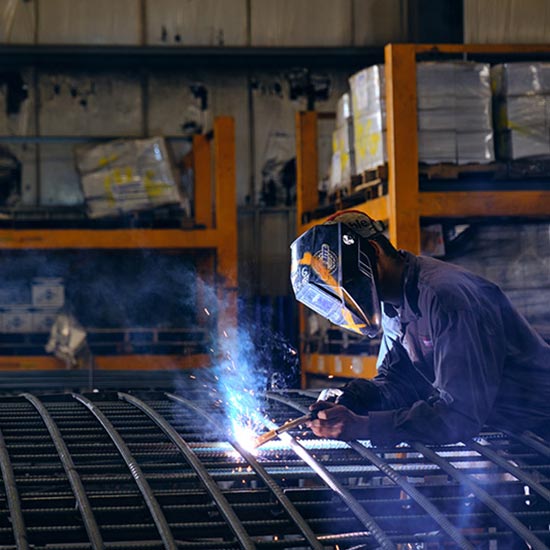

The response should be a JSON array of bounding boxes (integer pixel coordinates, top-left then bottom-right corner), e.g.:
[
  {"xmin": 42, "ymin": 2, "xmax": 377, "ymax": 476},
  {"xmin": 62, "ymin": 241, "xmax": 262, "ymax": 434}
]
[
  {"xmin": 418, "ymin": 162, "xmax": 507, "ymax": 180},
  {"xmin": 347, "ymin": 158, "xmax": 550, "ymax": 184},
  {"xmin": 347, "ymin": 162, "xmax": 510, "ymax": 186},
  {"xmin": 327, "ymin": 179, "xmax": 386, "ymax": 212},
  {"xmin": 354, "ymin": 164, "xmax": 389, "ymax": 185}
]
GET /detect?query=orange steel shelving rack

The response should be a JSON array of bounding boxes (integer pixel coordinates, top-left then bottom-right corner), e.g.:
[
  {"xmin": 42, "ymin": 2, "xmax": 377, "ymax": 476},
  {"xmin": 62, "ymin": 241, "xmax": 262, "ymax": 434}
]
[
  {"xmin": 0, "ymin": 116, "xmax": 237, "ymax": 372},
  {"xmin": 296, "ymin": 43, "xmax": 550, "ymax": 387}
]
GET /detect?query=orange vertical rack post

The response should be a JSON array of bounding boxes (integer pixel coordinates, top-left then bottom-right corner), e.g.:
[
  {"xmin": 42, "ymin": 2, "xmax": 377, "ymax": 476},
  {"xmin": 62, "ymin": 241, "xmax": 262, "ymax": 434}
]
[{"xmin": 0, "ymin": 116, "xmax": 238, "ymax": 372}]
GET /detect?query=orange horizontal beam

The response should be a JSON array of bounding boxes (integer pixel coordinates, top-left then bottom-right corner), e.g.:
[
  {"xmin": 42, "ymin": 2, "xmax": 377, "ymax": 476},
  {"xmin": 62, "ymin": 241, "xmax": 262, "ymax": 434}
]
[
  {"xmin": 0, "ymin": 229, "xmax": 222, "ymax": 249},
  {"xmin": 414, "ymin": 43, "xmax": 550, "ymax": 55},
  {"xmin": 0, "ymin": 354, "xmax": 210, "ymax": 371},
  {"xmin": 419, "ymin": 191, "xmax": 550, "ymax": 218},
  {"xmin": 299, "ymin": 195, "xmax": 390, "ymax": 235},
  {"xmin": 0, "ymin": 356, "xmax": 62, "ymax": 370},
  {"xmin": 302, "ymin": 353, "xmax": 377, "ymax": 381}
]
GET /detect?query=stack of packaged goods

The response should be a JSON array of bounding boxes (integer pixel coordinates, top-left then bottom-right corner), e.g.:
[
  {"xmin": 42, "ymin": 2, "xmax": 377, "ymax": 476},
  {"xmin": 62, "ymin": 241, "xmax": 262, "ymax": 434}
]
[
  {"xmin": 349, "ymin": 62, "xmax": 495, "ymax": 173},
  {"xmin": 75, "ymin": 138, "xmax": 183, "ymax": 218},
  {"xmin": 0, "ymin": 278, "xmax": 65, "ymax": 334},
  {"xmin": 329, "ymin": 94, "xmax": 355, "ymax": 194},
  {"xmin": 492, "ymin": 63, "xmax": 550, "ymax": 159}
]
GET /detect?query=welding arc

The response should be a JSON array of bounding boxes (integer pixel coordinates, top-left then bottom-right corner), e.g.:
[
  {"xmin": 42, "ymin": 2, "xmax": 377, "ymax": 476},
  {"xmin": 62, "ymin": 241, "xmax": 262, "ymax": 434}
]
[{"xmin": 253, "ymin": 413, "xmax": 313, "ymax": 448}]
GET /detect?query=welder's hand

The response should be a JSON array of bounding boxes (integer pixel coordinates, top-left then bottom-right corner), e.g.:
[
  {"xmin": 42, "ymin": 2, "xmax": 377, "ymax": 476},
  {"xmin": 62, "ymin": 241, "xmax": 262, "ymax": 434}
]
[{"xmin": 308, "ymin": 401, "xmax": 369, "ymax": 441}]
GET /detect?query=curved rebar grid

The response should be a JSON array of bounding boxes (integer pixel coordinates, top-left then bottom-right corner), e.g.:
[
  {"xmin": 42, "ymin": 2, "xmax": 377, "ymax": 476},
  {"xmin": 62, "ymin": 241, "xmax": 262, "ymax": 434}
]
[
  {"xmin": 22, "ymin": 393, "xmax": 104, "ymax": 550},
  {"xmin": 262, "ymin": 392, "xmax": 397, "ymax": 550},
  {"xmin": 265, "ymin": 391, "xmax": 473, "ymax": 550},
  {"xmin": 165, "ymin": 391, "xmax": 325, "ymax": 550},
  {"xmin": 0, "ymin": 390, "xmax": 547, "ymax": 549},
  {"xmin": 118, "ymin": 391, "xmax": 256, "ymax": 550},
  {"xmin": 0, "ymin": 425, "xmax": 28, "ymax": 550},
  {"xmin": 504, "ymin": 429, "xmax": 550, "ymax": 459},
  {"xmin": 72, "ymin": 393, "xmax": 177, "ymax": 550},
  {"xmin": 468, "ymin": 439, "xmax": 550, "ymax": 503},
  {"xmin": 350, "ymin": 441, "xmax": 474, "ymax": 549},
  {"xmin": 414, "ymin": 442, "xmax": 548, "ymax": 550}
]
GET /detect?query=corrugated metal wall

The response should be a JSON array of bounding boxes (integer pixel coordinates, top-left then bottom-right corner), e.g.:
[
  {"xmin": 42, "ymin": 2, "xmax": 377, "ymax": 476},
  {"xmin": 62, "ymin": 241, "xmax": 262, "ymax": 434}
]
[{"xmin": 464, "ymin": 0, "xmax": 550, "ymax": 43}]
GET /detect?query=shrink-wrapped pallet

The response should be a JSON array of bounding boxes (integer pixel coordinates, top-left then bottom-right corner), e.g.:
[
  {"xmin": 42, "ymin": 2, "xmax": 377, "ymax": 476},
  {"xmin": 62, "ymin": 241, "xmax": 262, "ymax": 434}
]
[
  {"xmin": 349, "ymin": 62, "xmax": 494, "ymax": 171},
  {"xmin": 492, "ymin": 63, "xmax": 550, "ymax": 160},
  {"xmin": 329, "ymin": 93, "xmax": 356, "ymax": 194},
  {"xmin": 75, "ymin": 138, "xmax": 182, "ymax": 218}
]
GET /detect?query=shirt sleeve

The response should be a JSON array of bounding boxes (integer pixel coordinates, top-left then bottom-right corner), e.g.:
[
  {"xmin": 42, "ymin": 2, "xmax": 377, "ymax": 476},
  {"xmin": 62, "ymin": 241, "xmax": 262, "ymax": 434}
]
[
  {"xmin": 339, "ymin": 338, "xmax": 435, "ymax": 414},
  {"xmin": 369, "ymin": 297, "xmax": 506, "ymax": 446}
]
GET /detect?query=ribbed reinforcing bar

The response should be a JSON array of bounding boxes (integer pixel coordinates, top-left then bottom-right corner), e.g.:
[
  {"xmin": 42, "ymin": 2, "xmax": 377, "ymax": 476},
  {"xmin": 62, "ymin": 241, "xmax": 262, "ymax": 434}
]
[{"xmin": 0, "ymin": 389, "xmax": 546, "ymax": 549}]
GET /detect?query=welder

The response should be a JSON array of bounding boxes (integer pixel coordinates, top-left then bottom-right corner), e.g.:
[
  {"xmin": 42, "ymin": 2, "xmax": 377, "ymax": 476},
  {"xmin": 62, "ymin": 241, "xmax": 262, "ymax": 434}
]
[{"xmin": 290, "ymin": 210, "xmax": 550, "ymax": 446}]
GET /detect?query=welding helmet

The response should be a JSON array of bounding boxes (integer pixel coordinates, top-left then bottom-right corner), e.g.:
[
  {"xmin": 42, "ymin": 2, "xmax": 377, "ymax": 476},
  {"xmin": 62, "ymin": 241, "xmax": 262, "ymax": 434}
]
[{"xmin": 290, "ymin": 210, "xmax": 385, "ymax": 338}]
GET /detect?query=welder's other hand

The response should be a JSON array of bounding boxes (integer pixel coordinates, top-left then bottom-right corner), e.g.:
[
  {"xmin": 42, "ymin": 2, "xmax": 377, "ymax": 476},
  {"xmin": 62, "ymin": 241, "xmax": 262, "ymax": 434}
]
[{"xmin": 308, "ymin": 402, "xmax": 369, "ymax": 441}]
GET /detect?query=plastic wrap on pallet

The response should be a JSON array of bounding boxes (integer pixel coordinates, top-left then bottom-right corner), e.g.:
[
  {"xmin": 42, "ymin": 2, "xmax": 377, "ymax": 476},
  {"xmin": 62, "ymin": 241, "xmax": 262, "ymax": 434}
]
[
  {"xmin": 418, "ymin": 98, "xmax": 492, "ymax": 132},
  {"xmin": 329, "ymin": 151, "xmax": 342, "ymax": 194},
  {"xmin": 495, "ymin": 96, "xmax": 550, "ymax": 159},
  {"xmin": 418, "ymin": 131, "xmax": 456, "ymax": 164},
  {"xmin": 330, "ymin": 120, "xmax": 355, "ymax": 192},
  {"xmin": 496, "ymin": 95, "xmax": 550, "ymax": 129},
  {"xmin": 350, "ymin": 62, "xmax": 491, "ymax": 118},
  {"xmin": 498, "ymin": 129, "xmax": 550, "ymax": 159},
  {"xmin": 336, "ymin": 93, "xmax": 352, "ymax": 129},
  {"xmin": 457, "ymin": 132, "xmax": 495, "ymax": 164},
  {"xmin": 349, "ymin": 65, "xmax": 385, "ymax": 116},
  {"xmin": 75, "ymin": 138, "xmax": 183, "ymax": 218},
  {"xmin": 353, "ymin": 111, "xmax": 385, "ymax": 172},
  {"xmin": 349, "ymin": 61, "xmax": 494, "ymax": 170},
  {"xmin": 417, "ymin": 62, "xmax": 491, "ymax": 99},
  {"xmin": 332, "ymin": 125, "xmax": 351, "ymax": 155},
  {"xmin": 492, "ymin": 63, "xmax": 550, "ymax": 97},
  {"xmin": 493, "ymin": 73, "xmax": 550, "ymax": 159}
]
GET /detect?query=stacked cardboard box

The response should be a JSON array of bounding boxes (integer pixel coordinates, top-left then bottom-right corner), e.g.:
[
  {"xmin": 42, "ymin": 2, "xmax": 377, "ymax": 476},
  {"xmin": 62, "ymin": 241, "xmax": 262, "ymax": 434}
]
[
  {"xmin": 349, "ymin": 62, "xmax": 494, "ymax": 172},
  {"xmin": 0, "ymin": 278, "xmax": 65, "ymax": 334},
  {"xmin": 75, "ymin": 138, "xmax": 182, "ymax": 218},
  {"xmin": 329, "ymin": 93, "xmax": 355, "ymax": 193},
  {"xmin": 492, "ymin": 63, "xmax": 550, "ymax": 159}
]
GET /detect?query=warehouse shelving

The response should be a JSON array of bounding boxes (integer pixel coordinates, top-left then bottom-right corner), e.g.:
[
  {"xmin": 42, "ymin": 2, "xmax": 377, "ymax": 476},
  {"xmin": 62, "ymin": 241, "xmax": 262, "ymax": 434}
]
[
  {"xmin": 296, "ymin": 43, "xmax": 550, "ymax": 386},
  {"xmin": 0, "ymin": 116, "xmax": 237, "ymax": 372}
]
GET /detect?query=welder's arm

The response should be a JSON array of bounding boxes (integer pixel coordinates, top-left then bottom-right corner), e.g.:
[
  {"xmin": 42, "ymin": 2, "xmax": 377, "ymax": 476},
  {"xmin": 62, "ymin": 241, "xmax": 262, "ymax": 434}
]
[
  {"xmin": 336, "ymin": 339, "xmax": 435, "ymax": 415},
  {"xmin": 368, "ymin": 306, "xmax": 506, "ymax": 446},
  {"xmin": 308, "ymin": 340, "xmax": 434, "ymax": 441}
]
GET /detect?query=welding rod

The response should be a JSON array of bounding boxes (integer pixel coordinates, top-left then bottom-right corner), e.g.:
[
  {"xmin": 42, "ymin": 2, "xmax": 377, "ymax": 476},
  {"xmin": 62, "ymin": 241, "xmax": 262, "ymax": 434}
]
[{"xmin": 253, "ymin": 412, "xmax": 314, "ymax": 448}]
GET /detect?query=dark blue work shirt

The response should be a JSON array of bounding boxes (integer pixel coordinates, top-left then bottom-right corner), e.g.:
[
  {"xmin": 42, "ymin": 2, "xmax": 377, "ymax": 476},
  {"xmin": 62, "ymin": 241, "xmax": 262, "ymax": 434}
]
[{"xmin": 342, "ymin": 251, "xmax": 550, "ymax": 445}]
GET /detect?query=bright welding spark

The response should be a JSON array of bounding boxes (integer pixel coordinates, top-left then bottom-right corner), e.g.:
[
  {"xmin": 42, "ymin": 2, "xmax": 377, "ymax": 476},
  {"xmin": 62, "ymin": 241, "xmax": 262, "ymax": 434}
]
[
  {"xmin": 328, "ymin": 375, "xmax": 334, "ymax": 379},
  {"xmin": 232, "ymin": 422, "xmax": 259, "ymax": 455},
  {"xmin": 204, "ymin": 307, "xmax": 210, "ymax": 316}
]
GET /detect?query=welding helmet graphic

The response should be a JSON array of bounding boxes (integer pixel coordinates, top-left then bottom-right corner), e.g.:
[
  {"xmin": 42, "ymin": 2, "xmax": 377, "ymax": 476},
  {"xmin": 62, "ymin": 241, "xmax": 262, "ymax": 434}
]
[{"xmin": 290, "ymin": 210, "xmax": 385, "ymax": 338}]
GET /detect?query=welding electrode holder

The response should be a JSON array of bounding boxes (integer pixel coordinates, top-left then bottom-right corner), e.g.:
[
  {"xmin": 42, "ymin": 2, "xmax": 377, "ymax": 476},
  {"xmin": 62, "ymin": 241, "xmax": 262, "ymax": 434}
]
[
  {"xmin": 253, "ymin": 411, "xmax": 318, "ymax": 448},
  {"xmin": 253, "ymin": 389, "xmax": 344, "ymax": 449}
]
